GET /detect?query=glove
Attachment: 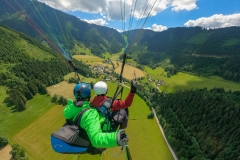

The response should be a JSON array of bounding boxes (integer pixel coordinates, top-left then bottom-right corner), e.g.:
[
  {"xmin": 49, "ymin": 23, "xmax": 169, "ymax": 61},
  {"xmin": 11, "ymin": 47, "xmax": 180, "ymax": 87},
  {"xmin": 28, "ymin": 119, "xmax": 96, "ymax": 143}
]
[
  {"xmin": 116, "ymin": 129, "xmax": 128, "ymax": 147},
  {"xmin": 130, "ymin": 79, "xmax": 138, "ymax": 93}
]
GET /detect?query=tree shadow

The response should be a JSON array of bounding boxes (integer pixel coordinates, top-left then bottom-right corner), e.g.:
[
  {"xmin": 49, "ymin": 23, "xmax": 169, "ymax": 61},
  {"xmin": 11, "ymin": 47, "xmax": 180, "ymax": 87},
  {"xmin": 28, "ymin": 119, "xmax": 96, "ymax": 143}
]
[{"xmin": 10, "ymin": 107, "xmax": 17, "ymax": 113}]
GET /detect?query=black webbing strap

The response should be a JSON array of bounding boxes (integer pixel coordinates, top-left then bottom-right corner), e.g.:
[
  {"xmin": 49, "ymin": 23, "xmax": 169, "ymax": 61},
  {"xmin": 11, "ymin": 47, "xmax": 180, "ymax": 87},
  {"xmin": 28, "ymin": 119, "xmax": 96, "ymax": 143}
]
[
  {"xmin": 74, "ymin": 108, "xmax": 90, "ymax": 126},
  {"xmin": 119, "ymin": 53, "xmax": 127, "ymax": 83},
  {"xmin": 111, "ymin": 52, "xmax": 127, "ymax": 107}
]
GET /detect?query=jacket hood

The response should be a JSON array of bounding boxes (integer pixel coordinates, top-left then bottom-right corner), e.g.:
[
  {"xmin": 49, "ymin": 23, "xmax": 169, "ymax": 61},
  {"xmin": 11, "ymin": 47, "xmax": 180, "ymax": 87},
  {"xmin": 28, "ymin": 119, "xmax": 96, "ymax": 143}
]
[{"xmin": 63, "ymin": 99, "xmax": 90, "ymax": 119}]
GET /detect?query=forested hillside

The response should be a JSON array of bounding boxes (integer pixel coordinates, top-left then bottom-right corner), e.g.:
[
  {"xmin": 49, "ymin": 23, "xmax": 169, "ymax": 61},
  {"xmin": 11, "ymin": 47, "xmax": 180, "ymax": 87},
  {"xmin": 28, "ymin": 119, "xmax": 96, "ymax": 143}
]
[
  {"xmin": 0, "ymin": 0, "xmax": 124, "ymax": 56},
  {"xmin": 125, "ymin": 27, "xmax": 240, "ymax": 82},
  {"xmin": 170, "ymin": 54, "xmax": 240, "ymax": 82},
  {"xmin": 136, "ymin": 85, "xmax": 240, "ymax": 160},
  {"xmin": 0, "ymin": 26, "xmax": 92, "ymax": 111},
  {"xmin": 130, "ymin": 27, "xmax": 240, "ymax": 56}
]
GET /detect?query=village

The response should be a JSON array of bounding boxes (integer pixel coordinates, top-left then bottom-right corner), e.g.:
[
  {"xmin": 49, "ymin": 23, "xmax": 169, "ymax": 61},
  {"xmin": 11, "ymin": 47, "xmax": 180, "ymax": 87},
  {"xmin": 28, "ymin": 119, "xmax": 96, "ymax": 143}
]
[
  {"xmin": 146, "ymin": 75, "xmax": 167, "ymax": 90},
  {"xmin": 89, "ymin": 58, "xmax": 166, "ymax": 90},
  {"xmin": 89, "ymin": 59, "xmax": 116, "ymax": 82}
]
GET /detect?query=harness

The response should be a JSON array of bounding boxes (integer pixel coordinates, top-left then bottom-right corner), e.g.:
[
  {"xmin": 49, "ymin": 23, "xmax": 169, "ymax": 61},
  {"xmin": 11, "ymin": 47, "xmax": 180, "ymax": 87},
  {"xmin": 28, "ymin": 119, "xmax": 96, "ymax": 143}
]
[
  {"xmin": 67, "ymin": 100, "xmax": 106, "ymax": 154},
  {"xmin": 95, "ymin": 98, "xmax": 113, "ymax": 117}
]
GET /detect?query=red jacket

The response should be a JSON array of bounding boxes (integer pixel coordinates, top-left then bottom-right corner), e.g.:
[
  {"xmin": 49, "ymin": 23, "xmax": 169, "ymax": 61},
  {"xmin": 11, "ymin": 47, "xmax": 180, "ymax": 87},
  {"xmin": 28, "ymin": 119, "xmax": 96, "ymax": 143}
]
[{"xmin": 90, "ymin": 92, "xmax": 135, "ymax": 111}]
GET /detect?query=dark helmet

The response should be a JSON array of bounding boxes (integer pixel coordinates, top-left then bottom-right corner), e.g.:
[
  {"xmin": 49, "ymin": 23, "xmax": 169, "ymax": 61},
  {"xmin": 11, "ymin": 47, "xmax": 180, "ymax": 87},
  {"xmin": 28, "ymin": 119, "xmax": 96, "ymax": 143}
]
[{"xmin": 73, "ymin": 83, "xmax": 91, "ymax": 99}]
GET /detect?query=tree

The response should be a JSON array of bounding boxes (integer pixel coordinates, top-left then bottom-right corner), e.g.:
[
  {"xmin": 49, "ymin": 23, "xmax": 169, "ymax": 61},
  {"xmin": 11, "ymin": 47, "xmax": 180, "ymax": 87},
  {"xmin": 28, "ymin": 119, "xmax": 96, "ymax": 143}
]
[
  {"xmin": 51, "ymin": 94, "xmax": 58, "ymax": 103},
  {"xmin": 27, "ymin": 82, "xmax": 38, "ymax": 95},
  {"xmin": 58, "ymin": 95, "xmax": 67, "ymax": 106},
  {"xmin": 68, "ymin": 77, "xmax": 78, "ymax": 83},
  {"xmin": 0, "ymin": 136, "xmax": 8, "ymax": 148},
  {"xmin": 147, "ymin": 112, "xmax": 154, "ymax": 119},
  {"xmin": 10, "ymin": 143, "xmax": 27, "ymax": 160}
]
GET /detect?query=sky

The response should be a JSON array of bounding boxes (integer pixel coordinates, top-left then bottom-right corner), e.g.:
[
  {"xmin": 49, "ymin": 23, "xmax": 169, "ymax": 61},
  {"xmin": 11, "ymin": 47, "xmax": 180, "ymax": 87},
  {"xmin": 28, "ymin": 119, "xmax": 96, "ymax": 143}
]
[{"xmin": 37, "ymin": 0, "xmax": 240, "ymax": 32}]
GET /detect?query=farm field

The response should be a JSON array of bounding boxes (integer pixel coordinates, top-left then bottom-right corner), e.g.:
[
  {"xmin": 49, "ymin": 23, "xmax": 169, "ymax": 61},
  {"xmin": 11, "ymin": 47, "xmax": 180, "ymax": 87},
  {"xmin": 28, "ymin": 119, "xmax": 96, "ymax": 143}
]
[
  {"xmin": 73, "ymin": 55, "xmax": 104, "ymax": 63},
  {"xmin": 64, "ymin": 72, "xmax": 96, "ymax": 83},
  {"xmin": 72, "ymin": 55, "xmax": 240, "ymax": 93},
  {"xmin": 72, "ymin": 54, "xmax": 145, "ymax": 80},
  {"xmin": 114, "ymin": 61, "xmax": 145, "ymax": 80},
  {"xmin": 159, "ymin": 72, "xmax": 240, "ymax": 93},
  {"xmin": 13, "ymin": 82, "xmax": 173, "ymax": 160},
  {"xmin": 142, "ymin": 66, "xmax": 240, "ymax": 93},
  {"xmin": 72, "ymin": 55, "xmax": 113, "ymax": 68}
]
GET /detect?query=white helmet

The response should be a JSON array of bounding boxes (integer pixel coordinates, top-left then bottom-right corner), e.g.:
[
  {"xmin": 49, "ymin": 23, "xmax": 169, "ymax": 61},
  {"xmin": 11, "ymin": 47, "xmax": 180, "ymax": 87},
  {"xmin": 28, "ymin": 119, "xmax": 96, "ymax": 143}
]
[{"xmin": 94, "ymin": 81, "xmax": 108, "ymax": 95}]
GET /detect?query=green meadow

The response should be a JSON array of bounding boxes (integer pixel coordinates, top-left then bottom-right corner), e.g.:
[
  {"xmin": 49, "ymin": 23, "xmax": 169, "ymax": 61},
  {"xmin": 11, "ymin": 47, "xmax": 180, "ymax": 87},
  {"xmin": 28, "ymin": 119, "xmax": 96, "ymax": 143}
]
[
  {"xmin": 64, "ymin": 72, "xmax": 96, "ymax": 83},
  {"xmin": 0, "ymin": 77, "xmax": 54, "ymax": 139},
  {"xmin": 143, "ymin": 66, "xmax": 167, "ymax": 79},
  {"xmin": 160, "ymin": 72, "xmax": 240, "ymax": 93},
  {"xmin": 73, "ymin": 55, "xmax": 104, "ymax": 63},
  {"xmin": 142, "ymin": 66, "xmax": 240, "ymax": 93},
  {"xmin": 0, "ymin": 94, "xmax": 55, "ymax": 138}
]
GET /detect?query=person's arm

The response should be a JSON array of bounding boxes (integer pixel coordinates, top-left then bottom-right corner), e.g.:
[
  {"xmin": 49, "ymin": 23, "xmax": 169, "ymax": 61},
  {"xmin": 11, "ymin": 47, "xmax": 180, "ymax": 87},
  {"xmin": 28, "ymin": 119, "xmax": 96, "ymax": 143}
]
[
  {"xmin": 112, "ymin": 92, "xmax": 135, "ymax": 110},
  {"xmin": 80, "ymin": 109, "xmax": 118, "ymax": 148},
  {"xmin": 112, "ymin": 80, "xmax": 138, "ymax": 110}
]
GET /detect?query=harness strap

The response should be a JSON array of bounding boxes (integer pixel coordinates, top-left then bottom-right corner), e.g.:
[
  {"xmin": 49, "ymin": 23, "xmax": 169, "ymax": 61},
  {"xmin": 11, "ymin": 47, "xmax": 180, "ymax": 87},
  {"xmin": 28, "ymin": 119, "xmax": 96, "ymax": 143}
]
[
  {"xmin": 74, "ymin": 108, "xmax": 90, "ymax": 126},
  {"xmin": 119, "ymin": 53, "xmax": 127, "ymax": 83}
]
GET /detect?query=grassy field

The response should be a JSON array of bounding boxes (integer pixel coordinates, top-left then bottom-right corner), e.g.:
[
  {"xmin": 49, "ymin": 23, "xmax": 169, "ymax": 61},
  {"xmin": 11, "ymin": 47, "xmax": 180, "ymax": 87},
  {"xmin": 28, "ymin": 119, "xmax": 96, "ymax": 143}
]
[
  {"xmin": 143, "ymin": 66, "xmax": 167, "ymax": 79},
  {"xmin": 0, "ymin": 94, "xmax": 55, "ymax": 138},
  {"xmin": 13, "ymin": 82, "xmax": 173, "ymax": 160},
  {"xmin": 72, "ymin": 55, "xmax": 112, "ymax": 67},
  {"xmin": 73, "ymin": 55, "xmax": 104, "ymax": 63},
  {"xmin": 13, "ymin": 105, "xmax": 101, "ymax": 160},
  {"xmin": 64, "ymin": 72, "xmax": 96, "ymax": 83},
  {"xmin": 102, "ymin": 52, "xmax": 112, "ymax": 59},
  {"xmin": 105, "ymin": 83, "xmax": 173, "ymax": 160},
  {"xmin": 110, "ymin": 50, "xmax": 123, "ymax": 61},
  {"xmin": 72, "ymin": 42, "xmax": 92, "ymax": 55},
  {"xmin": 142, "ymin": 66, "xmax": 240, "ymax": 93},
  {"xmin": 159, "ymin": 72, "xmax": 240, "ymax": 93},
  {"xmin": 114, "ymin": 61, "xmax": 145, "ymax": 80}
]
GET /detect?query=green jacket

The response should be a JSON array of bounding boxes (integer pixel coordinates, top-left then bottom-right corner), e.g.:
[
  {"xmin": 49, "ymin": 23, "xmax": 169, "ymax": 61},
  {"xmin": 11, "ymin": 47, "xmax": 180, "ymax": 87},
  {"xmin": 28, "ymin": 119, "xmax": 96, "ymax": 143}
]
[{"xmin": 63, "ymin": 99, "xmax": 118, "ymax": 148}]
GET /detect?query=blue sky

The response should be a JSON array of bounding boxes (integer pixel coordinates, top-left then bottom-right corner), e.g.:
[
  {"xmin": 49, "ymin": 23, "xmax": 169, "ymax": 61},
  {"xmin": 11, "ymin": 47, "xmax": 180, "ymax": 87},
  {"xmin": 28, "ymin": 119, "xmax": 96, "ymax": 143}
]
[{"xmin": 38, "ymin": 0, "xmax": 240, "ymax": 32}]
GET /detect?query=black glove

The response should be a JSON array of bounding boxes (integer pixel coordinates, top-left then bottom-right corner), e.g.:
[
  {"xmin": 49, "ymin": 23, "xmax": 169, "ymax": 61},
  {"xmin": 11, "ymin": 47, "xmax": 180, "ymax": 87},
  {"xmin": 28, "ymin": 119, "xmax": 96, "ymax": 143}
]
[
  {"xmin": 130, "ymin": 80, "xmax": 138, "ymax": 93},
  {"xmin": 116, "ymin": 129, "xmax": 128, "ymax": 147}
]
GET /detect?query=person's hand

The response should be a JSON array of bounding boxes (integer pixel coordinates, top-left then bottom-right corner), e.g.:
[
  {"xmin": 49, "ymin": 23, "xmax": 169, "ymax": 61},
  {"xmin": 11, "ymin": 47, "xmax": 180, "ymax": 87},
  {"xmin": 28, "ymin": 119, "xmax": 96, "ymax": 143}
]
[
  {"xmin": 116, "ymin": 129, "xmax": 128, "ymax": 147},
  {"xmin": 130, "ymin": 79, "xmax": 138, "ymax": 93}
]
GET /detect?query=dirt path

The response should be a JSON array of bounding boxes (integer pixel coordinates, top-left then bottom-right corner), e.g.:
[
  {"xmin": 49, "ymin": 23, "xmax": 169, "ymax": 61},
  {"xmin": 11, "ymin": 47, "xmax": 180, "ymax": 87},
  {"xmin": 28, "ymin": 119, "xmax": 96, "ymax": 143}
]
[{"xmin": 0, "ymin": 145, "xmax": 12, "ymax": 160}]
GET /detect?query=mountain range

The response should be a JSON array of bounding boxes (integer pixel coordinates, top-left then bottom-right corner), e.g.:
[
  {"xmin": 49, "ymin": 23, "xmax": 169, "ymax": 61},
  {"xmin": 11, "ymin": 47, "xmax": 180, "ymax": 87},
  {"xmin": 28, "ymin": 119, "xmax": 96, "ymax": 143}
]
[{"xmin": 0, "ymin": 0, "xmax": 240, "ymax": 82}]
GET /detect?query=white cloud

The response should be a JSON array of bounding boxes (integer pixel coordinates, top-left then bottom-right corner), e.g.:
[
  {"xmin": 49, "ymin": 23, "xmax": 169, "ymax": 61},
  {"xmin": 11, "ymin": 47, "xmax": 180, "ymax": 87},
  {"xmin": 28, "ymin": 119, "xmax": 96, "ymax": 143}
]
[
  {"xmin": 145, "ymin": 24, "xmax": 168, "ymax": 32},
  {"xmin": 152, "ymin": 24, "xmax": 168, "ymax": 32},
  {"xmin": 37, "ymin": 0, "xmax": 107, "ymax": 13},
  {"xmin": 37, "ymin": 0, "xmax": 198, "ymax": 21},
  {"xmin": 82, "ymin": 18, "xmax": 108, "ymax": 26},
  {"xmin": 170, "ymin": 0, "xmax": 198, "ymax": 12},
  {"xmin": 184, "ymin": 13, "xmax": 240, "ymax": 29}
]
